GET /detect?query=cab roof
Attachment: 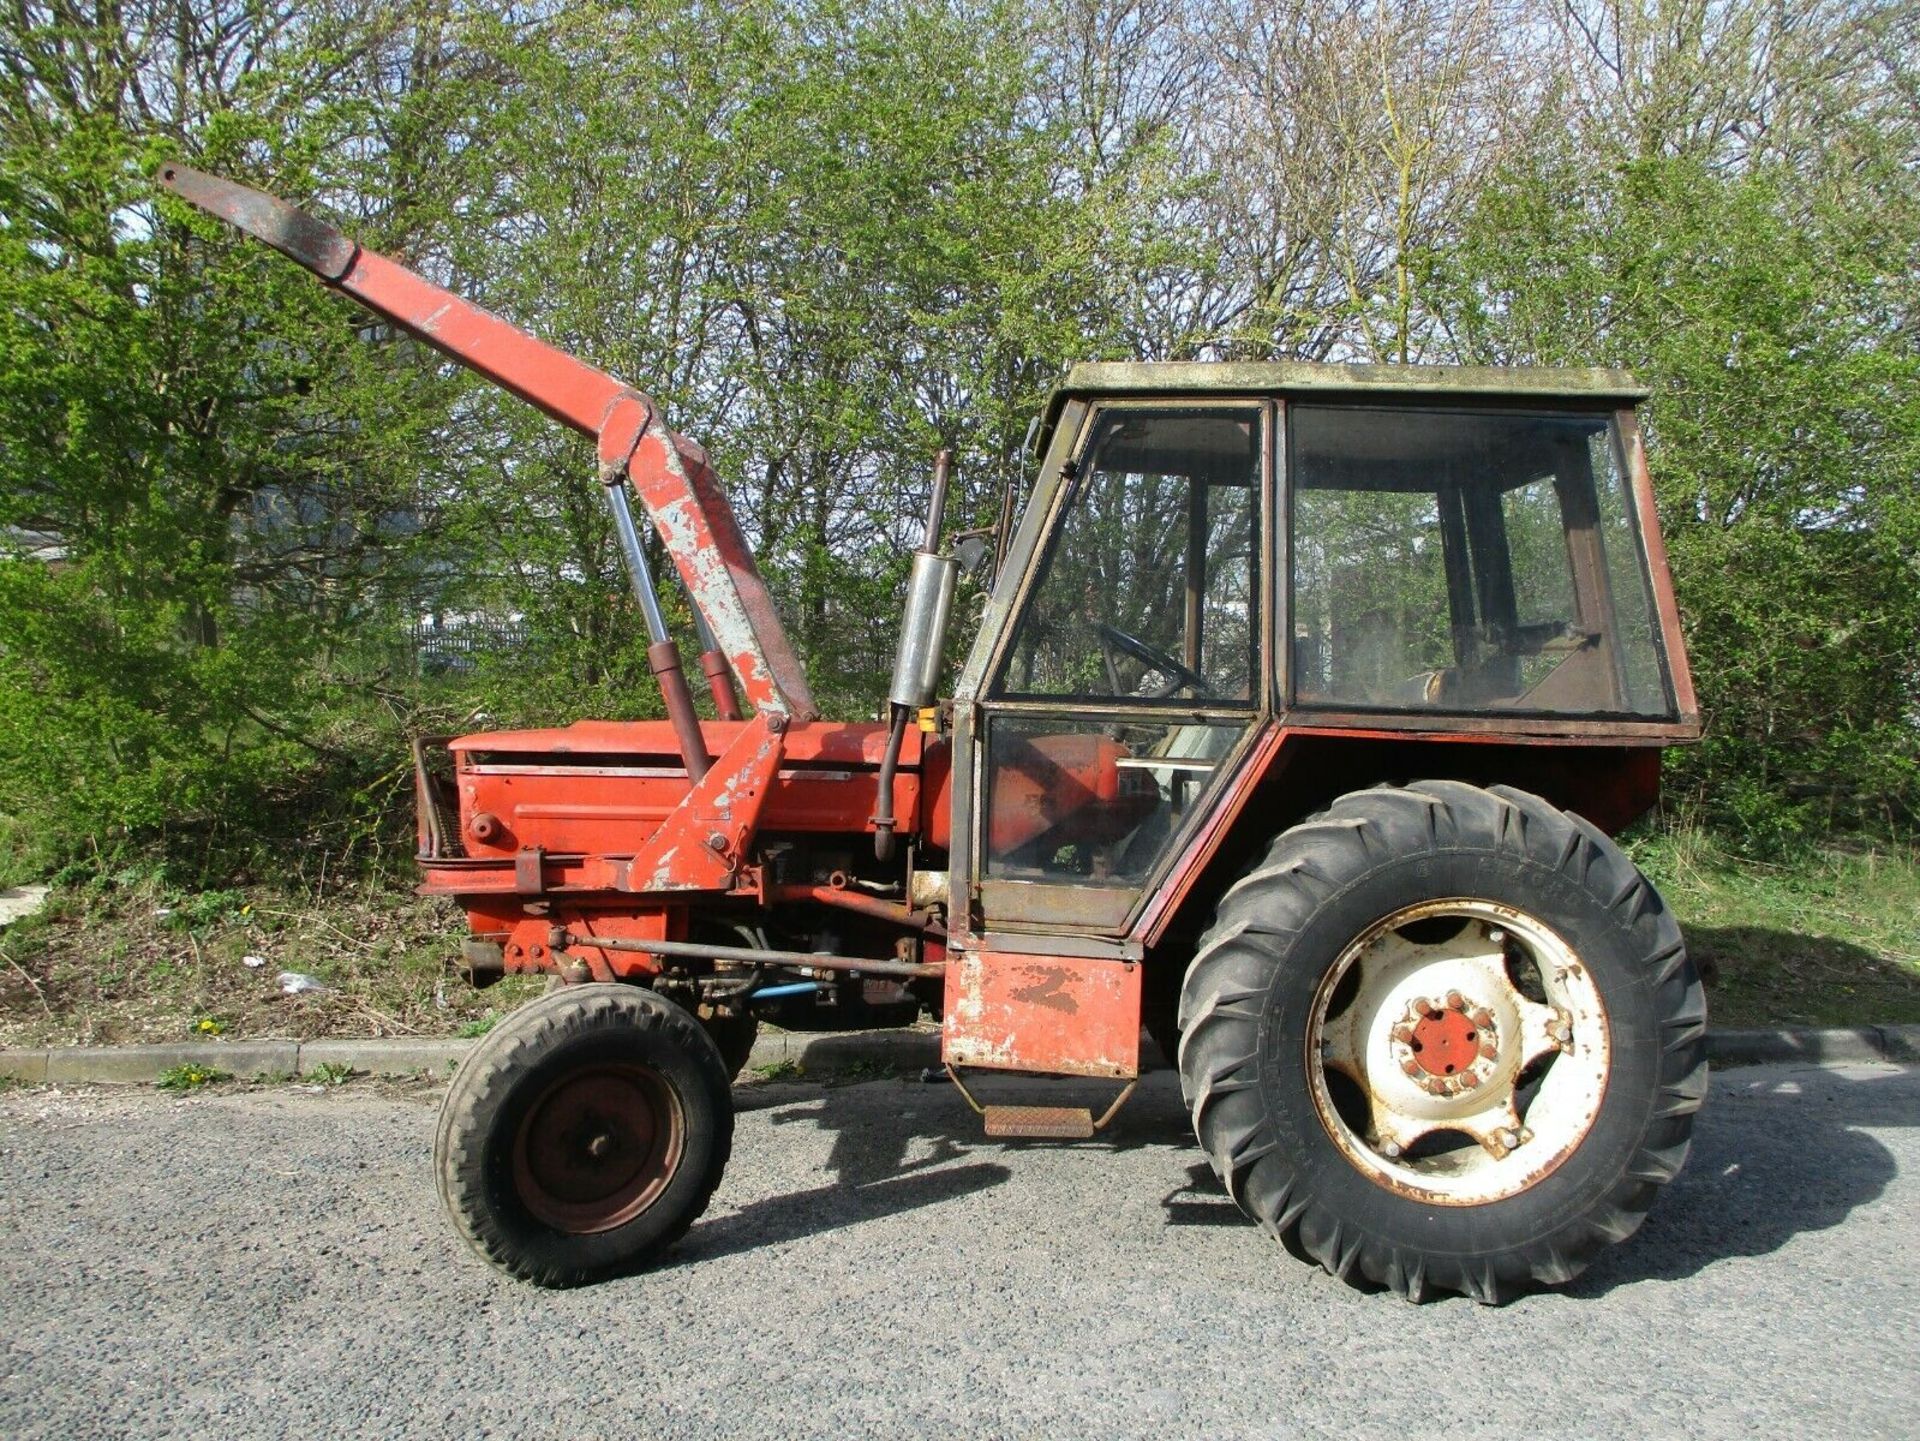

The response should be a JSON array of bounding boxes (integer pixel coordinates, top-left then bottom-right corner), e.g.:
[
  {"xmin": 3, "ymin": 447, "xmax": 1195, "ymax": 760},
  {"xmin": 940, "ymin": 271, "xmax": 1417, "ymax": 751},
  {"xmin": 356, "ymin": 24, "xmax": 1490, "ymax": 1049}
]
[{"xmin": 1035, "ymin": 360, "xmax": 1646, "ymax": 457}]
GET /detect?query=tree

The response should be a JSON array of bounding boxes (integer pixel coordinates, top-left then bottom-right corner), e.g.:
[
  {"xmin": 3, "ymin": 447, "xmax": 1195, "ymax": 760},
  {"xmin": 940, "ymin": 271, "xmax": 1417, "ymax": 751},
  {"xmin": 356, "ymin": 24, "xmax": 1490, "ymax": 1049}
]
[
  {"xmin": 0, "ymin": 0, "xmax": 479, "ymax": 877},
  {"xmin": 1432, "ymin": 2, "xmax": 1920, "ymax": 840}
]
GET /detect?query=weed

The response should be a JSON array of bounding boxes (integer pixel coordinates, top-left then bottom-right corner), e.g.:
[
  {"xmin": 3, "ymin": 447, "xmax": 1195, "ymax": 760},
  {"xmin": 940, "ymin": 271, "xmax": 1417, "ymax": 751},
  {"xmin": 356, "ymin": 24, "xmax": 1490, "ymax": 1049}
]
[
  {"xmin": 455, "ymin": 1015, "xmax": 498, "ymax": 1039},
  {"xmin": 162, "ymin": 889, "xmax": 252, "ymax": 932},
  {"xmin": 830, "ymin": 1058, "xmax": 894, "ymax": 1083},
  {"xmin": 193, "ymin": 1016, "xmax": 225, "ymax": 1036},
  {"xmin": 303, "ymin": 1061, "xmax": 355, "ymax": 1087},
  {"xmin": 752, "ymin": 1058, "xmax": 803, "ymax": 1081},
  {"xmin": 253, "ymin": 1068, "xmax": 296, "ymax": 1085},
  {"xmin": 157, "ymin": 1062, "xmax": 232, "ymax": 1091}
]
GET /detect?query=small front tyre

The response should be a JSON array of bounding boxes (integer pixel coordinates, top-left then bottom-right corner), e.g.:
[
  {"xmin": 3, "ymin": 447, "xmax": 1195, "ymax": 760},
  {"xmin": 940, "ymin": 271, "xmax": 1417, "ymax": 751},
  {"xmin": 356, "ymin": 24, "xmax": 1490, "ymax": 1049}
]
[
  {"xmin": 436, "ymin": 983, "xmax": 733, "ymax": 1286},
  {"xmin": 1179, "ymin": 781, "xmax": 1707, "ymax": 1303}
]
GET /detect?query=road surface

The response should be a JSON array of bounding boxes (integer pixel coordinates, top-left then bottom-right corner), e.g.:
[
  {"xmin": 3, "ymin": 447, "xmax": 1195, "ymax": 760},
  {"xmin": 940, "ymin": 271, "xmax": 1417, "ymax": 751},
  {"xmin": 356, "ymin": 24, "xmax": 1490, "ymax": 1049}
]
[{"xmin": 1, "ymin": 1062, "xmax": 1913, "ymax": 1439}]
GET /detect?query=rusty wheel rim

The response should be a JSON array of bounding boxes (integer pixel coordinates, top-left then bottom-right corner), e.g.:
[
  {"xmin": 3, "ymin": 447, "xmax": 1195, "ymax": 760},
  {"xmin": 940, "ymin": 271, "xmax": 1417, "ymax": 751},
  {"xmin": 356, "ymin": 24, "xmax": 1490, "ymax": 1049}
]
[
  {"xmin": 1306, "ymin": 899, "xmax": 1611, "ymax": 1207},
  {"xmin": 511, "ymin": 1063, "xmax": 684, "ymax": 1234}
]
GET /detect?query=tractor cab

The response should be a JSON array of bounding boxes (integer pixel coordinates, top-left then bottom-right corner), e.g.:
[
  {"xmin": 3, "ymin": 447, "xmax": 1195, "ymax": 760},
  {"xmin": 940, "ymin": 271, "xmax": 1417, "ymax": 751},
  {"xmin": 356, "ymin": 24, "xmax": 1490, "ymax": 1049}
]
[{"xmin": 935, "ymin": 363, "xmax": 1695, "ymax": 1080}]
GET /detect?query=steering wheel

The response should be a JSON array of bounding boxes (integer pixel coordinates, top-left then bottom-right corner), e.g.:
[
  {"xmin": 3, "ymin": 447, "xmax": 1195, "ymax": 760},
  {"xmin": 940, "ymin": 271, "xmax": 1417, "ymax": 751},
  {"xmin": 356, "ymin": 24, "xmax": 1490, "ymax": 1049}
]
[{"xmin": 1096, "ymin": 622, "xmax": 1211, "ymax": 697}]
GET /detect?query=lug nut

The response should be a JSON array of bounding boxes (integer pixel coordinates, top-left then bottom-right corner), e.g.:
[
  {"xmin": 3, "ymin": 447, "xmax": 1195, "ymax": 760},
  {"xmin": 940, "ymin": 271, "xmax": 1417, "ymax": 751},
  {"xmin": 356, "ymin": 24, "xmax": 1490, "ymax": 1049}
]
[
  {"xmin": 1458, "ymin": 1072, "xmax": 1480, "ymax": 1089},
  {"xmin": 1381, "ymin": 1140, "xmax": 1403, "ymax": 1159},
  {"xmin": 1445, "ymin": 990, "xmax": 1466, "ymax": 1011}
]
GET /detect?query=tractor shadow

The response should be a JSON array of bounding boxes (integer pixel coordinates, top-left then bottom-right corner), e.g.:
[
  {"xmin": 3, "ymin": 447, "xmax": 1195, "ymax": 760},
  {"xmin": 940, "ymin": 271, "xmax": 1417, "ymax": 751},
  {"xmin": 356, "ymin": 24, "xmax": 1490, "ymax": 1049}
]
[
  {"xmin": 1571, "ymin": 1062, "xmax": 1913, "ymax": 1296},
  {"xmin": 1687, "ymin": 923, "xmax": 1920, "ymax": 1029},
  {"xmin": 1153, "ymin": 1063, "xmax": 1916, "ymax": 1295},
  {"xmin": 668, "ymin": 1060, "xmax": 1197, "ymax": 1266},
  {"xmin": 676, "ymin": 1044, "xmax": 1914, "ymax": 1297}
]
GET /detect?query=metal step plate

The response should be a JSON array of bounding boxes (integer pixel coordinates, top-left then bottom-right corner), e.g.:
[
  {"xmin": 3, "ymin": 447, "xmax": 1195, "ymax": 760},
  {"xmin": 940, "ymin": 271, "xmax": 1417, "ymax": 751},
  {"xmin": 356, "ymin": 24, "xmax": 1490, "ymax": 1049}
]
[{"xmin": 983, "ymin": 1104, "xmax": 1095, "ymax": 1140}]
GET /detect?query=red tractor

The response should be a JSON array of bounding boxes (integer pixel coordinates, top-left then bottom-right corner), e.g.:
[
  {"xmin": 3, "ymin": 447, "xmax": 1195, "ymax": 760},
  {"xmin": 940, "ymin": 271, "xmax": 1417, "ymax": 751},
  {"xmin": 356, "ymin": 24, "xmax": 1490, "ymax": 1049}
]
[{"xmin": 162, "ymin": 166, "xmax": 1706, "ymax": 1303}]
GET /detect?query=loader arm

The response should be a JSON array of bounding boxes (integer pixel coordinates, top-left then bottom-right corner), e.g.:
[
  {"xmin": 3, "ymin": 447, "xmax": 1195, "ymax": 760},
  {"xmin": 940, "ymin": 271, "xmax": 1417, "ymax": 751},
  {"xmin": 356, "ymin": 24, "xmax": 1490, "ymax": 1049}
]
[{"xmin": 156, "ymin": 163, "xmax": 816, "ymax": 722}]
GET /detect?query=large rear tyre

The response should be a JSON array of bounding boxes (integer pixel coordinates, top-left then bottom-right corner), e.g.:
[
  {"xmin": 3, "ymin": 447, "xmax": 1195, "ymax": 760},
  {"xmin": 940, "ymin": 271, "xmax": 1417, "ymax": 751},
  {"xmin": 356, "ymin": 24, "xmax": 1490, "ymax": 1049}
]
[
  {"xmin": 1178, "ymin": 780, "xmax": 1706, "ymax": 1303},
  {"xmin": 436, "ymin": 983, "xmax": 732, "ymax": 1287}
]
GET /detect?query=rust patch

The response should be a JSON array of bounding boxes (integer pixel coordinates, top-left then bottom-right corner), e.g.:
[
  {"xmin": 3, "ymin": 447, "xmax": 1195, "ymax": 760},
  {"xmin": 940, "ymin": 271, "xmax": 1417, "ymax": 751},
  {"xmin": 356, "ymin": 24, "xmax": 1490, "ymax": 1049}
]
[
  {"xmin": 1007, "ymin": 964, "xmax": 1079, "ymax": 1014},
  {"xmin": 622, "ymin": 715, "xmax": 785, "ymax": 893}
]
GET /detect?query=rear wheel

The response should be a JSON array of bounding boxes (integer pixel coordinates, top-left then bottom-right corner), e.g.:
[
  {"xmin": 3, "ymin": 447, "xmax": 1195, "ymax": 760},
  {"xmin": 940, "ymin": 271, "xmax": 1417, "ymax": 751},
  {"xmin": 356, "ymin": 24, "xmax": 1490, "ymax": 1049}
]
[
  {"xmin": 437, "ymin": 983, "xmax": 732, "ymax": 1286},
  {"xmin": 1178, "ymin": 780, "xmax": 1706, "ymax": 1302}
]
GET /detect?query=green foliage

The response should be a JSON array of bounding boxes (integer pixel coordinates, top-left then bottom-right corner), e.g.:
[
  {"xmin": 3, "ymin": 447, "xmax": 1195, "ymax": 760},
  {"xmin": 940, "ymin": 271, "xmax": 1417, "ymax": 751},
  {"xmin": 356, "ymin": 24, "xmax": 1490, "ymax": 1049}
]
[
  {"xmin": 1437, "ymin": 138, "xmax": 1920, "ymax": 844},
  {"xmin": 156, "ymin": 1061, "xmax": 232, "ymax": 1091},
  {"xmin": 162, "ymin": 891, "xmax": 251, "ymax": 932},
  {"xmin": 0, "ymin": 0, "xmax": 484, "ymax": 885},
  {"xmin": 302, "ymin": 1061, "xmax": 355, "ymax": 1087}
]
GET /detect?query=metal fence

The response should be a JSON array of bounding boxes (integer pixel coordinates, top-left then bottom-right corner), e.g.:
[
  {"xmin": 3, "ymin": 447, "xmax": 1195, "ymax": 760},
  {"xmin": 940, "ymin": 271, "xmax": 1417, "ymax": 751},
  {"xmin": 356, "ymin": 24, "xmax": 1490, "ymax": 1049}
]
[{"xmin": 409, "ymin": 616, "xmax": 527, "ymax": 676}]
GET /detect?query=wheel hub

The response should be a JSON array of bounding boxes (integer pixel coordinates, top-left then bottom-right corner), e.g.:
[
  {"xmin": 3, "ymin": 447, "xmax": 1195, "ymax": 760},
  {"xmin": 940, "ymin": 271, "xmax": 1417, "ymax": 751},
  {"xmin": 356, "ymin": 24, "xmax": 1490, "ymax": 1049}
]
[
  {"xmin": 1308, "ymin": 899, "xmax": 1613, "ymax": 1207},
  {"xmin": 512, "ymin": 1064, "xmax": 683, "ymax": 1234},
  {"xmin": 1390, "ymin": 993, "xmax": 1501, "ymax": 1097}
]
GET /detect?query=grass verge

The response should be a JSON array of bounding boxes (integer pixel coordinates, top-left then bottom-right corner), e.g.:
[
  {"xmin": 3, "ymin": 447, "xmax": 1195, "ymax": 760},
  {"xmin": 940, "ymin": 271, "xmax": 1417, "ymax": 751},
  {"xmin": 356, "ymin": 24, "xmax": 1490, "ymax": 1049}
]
[
  {"xmin": 1629, "ymin": 828, "xmax": 1920, "ymax": 1028},
  {"xmin": 1, "ymin": 827, "xmax": 1915, "ymax": 1046},
  {"xmin": 0, "ymin": 873, "xmax": 542, "ymax": 1048}
]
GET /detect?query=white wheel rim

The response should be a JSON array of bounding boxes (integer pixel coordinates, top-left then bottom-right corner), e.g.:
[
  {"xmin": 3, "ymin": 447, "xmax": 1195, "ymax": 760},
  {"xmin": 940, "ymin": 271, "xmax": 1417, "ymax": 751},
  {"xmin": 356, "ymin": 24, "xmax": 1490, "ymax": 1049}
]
[{"xmin": 1306, "ymin": 898, "xmax": 1610, "ymax": 1207}]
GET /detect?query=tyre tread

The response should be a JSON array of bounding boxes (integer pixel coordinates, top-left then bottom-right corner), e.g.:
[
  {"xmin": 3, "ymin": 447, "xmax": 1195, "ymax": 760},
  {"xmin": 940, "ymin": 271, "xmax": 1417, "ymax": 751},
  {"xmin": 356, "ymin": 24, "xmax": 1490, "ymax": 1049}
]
[
  {"xmin": 1179, "ymin": 781, "xmax": 1707, "ymax": 1303},
  {"xmin": 435, "ymin": 984, "xmax": 732, "ymax": 1287}
]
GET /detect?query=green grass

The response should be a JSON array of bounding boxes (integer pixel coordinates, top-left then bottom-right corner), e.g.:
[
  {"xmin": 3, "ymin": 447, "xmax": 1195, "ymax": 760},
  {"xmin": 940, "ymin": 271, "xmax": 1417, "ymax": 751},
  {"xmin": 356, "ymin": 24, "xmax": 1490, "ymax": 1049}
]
[
  {"xmin": 1629, "ymin": 828, "xmax": 1920, "ymax": 1028},
  {"xmin": 826, "ymin": 1057, "xmax": 895, "ymax": 1084}
]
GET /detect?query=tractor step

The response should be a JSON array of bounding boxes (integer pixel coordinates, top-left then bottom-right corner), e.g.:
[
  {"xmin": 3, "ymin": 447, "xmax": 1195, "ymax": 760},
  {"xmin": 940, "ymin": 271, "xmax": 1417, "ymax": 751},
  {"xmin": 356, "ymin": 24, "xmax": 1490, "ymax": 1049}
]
[{"xmin": 982, "ymin": 1104, "xmax": 1096, "ymax": 1140}]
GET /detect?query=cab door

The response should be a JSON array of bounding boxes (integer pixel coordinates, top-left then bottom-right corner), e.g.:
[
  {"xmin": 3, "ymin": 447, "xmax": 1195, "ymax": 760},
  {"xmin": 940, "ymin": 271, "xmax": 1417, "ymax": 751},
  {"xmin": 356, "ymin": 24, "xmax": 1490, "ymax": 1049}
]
[{"xmin": 964, "ymin": 402, "xmax": 1271, "ymax": 936}]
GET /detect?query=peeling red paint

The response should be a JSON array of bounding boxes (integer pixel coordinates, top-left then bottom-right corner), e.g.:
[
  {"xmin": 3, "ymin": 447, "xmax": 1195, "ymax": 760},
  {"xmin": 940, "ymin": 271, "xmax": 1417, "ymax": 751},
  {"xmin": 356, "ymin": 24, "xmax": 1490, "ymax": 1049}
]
[{"xmin": 943, "ymin": 950, "xmax": 1140, "ymax": 1079}]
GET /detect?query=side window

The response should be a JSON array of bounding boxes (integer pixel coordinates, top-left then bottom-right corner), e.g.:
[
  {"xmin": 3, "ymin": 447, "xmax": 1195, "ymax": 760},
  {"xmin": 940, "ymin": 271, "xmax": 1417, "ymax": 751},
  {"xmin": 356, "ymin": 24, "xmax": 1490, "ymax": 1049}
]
[
  {"xmin": 996, "ymin": 408, "xmax": 1260, "ymax": 704},
  {"xmin": 1289, "ymin": 405, "xmax": 1673, "ymax": 716},
  {"xmin": 1502, "ymin": 478, "xmax": 1577, "ymax": 628},
  {"xmin": 977, "ymin": 405, "xmax": 1264, "ymax": 915}
]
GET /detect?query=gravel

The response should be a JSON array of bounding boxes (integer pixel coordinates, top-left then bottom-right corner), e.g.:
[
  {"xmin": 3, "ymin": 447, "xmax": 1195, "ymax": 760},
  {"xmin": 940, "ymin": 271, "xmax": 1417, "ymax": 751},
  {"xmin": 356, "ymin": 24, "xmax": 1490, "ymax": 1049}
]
[{"xmin": 1, "ymin": 1062, "xmax": 1915, "ymax": 1440}]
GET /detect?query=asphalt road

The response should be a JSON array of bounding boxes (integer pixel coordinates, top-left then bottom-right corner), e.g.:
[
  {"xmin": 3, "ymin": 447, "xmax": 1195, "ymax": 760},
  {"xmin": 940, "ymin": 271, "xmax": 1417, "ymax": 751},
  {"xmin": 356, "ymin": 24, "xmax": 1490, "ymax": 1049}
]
[{"xmin": 2, "ymin": 1061, "xmax": 1915, "ymax": 1441}]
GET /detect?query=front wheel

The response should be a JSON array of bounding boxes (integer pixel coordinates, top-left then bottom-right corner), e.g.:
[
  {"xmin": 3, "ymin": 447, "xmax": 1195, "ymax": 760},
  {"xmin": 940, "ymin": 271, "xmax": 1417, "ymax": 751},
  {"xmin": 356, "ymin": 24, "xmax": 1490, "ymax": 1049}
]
[
  {"xmin": 436, "ymin": 983, "xmax": 733, "ymax": 1286},
  {"xmin": 1179, "ymin": 780, "xmax": 1706, "ymax": 1303}
]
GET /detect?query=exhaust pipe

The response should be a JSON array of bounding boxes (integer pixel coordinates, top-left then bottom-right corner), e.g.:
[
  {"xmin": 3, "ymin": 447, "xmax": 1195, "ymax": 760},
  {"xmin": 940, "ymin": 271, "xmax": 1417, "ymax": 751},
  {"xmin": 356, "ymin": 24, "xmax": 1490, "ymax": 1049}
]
[{"xmin": 875, "ymin": 451, "xmax": 958, "ymax": 861}]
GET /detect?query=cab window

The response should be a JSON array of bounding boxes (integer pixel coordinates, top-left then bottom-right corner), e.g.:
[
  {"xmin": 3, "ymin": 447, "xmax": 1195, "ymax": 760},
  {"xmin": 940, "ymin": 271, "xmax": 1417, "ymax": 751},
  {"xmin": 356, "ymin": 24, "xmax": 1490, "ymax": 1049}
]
[
  {"xmin": 995, "ymin": 407, "xmax": 1260, "ymax": 704},
  {"xmin": 1289, "ymin": 406, "xmax": 1672, "ymax": 716}
]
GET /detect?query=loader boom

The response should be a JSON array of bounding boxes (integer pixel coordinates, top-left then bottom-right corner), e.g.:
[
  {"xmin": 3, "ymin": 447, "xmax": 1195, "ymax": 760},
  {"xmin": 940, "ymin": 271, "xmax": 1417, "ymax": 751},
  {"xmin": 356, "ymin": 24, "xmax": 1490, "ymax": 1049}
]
[{"xmin": 156, "ymin": 163, "xmax": 816, "ymax": 723}]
